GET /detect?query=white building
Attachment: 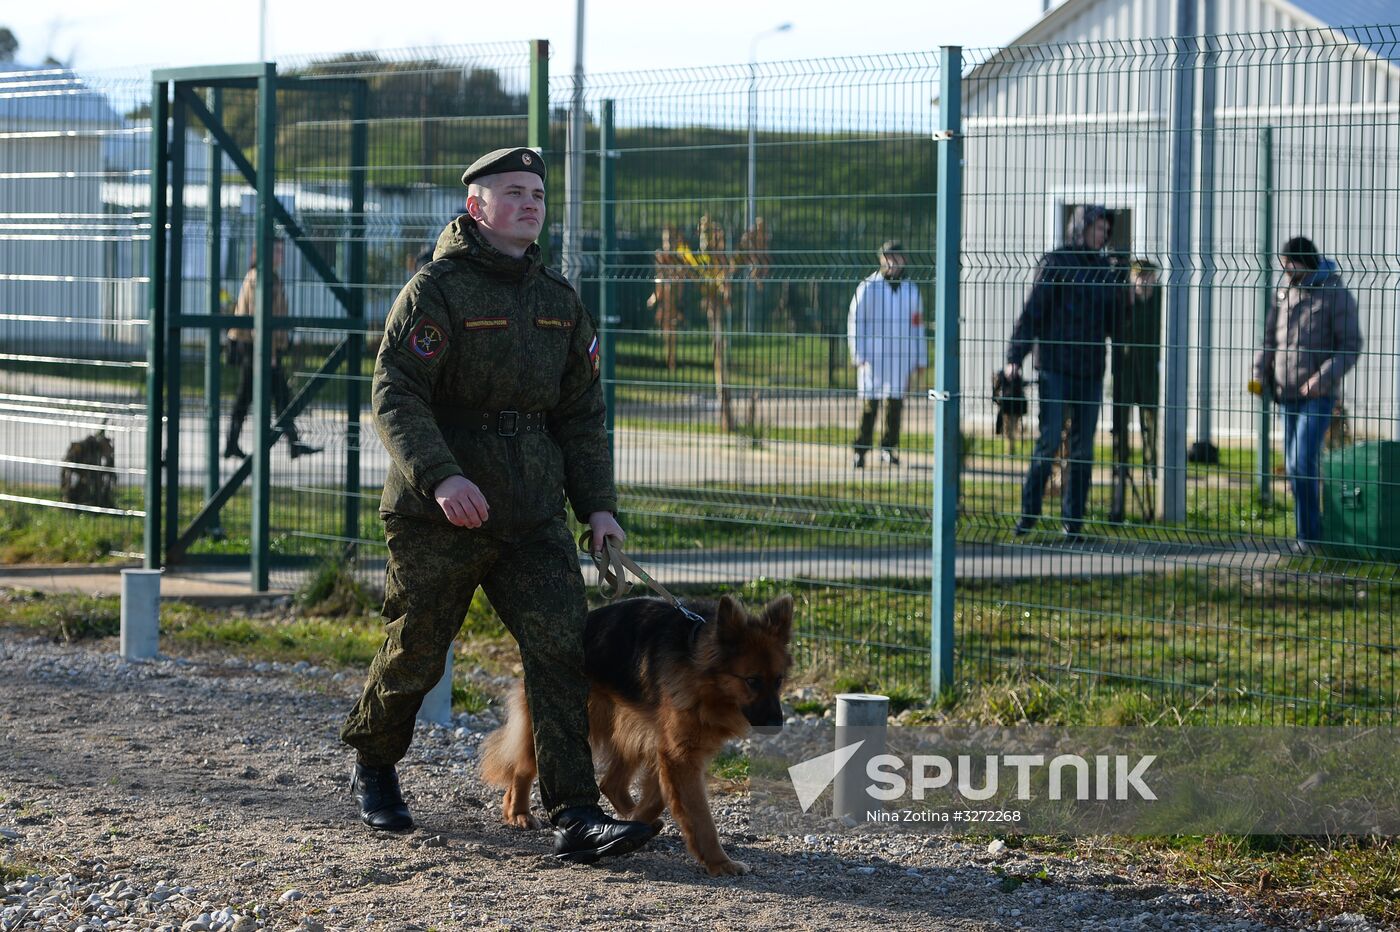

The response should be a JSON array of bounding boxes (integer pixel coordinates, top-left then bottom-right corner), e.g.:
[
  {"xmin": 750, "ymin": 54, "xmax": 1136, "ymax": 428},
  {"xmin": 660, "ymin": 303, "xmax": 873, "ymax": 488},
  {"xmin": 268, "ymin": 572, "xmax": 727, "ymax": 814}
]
[
  {"xmin": 0, "ymin": 65, "xmax": 132, "ymax": 357},
  {"xmin": 960, "ymin": 0, "xmax": 1400, "ymax": 446}
]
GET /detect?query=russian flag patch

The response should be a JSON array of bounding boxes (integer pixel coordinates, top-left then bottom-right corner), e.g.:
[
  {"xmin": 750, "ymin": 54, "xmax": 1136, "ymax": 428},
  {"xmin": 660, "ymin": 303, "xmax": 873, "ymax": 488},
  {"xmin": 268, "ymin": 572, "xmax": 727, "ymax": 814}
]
[{"xmin": 588, "ymin": 335, "xmax": 599, "ymax": 375}]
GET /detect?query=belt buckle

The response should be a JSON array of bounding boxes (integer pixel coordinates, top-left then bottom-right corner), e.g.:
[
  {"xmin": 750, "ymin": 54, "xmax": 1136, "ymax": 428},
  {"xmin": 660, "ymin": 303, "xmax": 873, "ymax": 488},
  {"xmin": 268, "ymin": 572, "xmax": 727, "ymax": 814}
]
[{"xmin": 497, "ymin": 410, "xmax": 519, "ymax": 437}]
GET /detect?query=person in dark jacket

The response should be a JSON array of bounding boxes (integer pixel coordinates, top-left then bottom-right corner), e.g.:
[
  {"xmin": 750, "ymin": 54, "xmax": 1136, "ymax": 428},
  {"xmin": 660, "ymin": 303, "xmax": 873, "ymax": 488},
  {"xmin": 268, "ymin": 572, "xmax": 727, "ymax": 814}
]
[
  {"xmin": 339, "ymin": 147, "xmax": 653, "ymax": 864},
  {"xmin": 1004, "ymin": 205, "xmax": 1127, "ymax": 538},
  {"xmin": 1252, "ymin": 236, "xmax": 1363, "ymax": 545}
]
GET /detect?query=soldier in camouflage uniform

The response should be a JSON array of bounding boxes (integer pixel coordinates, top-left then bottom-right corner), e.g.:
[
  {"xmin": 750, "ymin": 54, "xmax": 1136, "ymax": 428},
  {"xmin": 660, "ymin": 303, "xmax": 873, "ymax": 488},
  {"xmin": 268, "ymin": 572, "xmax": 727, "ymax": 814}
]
[{"xmin": 341, "ymin": 147, "xmax": 654, "ymax": 864}]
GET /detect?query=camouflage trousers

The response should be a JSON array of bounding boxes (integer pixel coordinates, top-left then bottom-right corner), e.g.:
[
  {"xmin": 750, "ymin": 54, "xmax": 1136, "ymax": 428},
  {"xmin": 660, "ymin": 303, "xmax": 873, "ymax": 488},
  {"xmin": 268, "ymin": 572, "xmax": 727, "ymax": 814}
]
[{"xmin": 341, "ymin": 514, "xmax": 598, "ymax": 818}]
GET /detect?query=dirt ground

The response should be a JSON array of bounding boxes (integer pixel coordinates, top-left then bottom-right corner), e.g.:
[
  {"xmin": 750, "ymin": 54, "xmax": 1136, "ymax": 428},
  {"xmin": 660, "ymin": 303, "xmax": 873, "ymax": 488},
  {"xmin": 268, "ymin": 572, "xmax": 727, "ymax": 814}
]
[{"xmin": 0, "ymin": 631, "xmax": 1375, "ymax": 932}]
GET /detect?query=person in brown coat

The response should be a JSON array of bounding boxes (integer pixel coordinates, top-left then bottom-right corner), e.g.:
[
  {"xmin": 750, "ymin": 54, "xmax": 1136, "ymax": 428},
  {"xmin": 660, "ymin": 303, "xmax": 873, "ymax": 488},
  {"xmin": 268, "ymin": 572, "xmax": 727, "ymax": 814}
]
[
  {"xmin": 1252, "ymin": 236, "xmax": 1363, "ymax": 545},
  {"xmin": 224, "ymin": 239, "xmax": 321, "ymax": 459}
]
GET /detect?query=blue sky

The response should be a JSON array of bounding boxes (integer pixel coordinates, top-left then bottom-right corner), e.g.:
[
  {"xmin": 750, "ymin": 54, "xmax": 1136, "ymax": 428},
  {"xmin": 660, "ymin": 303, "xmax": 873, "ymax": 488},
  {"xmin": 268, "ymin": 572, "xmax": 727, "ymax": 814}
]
[{"xmin": 7, "ymin": 0, "xmax": 1060, "ymax": 76}]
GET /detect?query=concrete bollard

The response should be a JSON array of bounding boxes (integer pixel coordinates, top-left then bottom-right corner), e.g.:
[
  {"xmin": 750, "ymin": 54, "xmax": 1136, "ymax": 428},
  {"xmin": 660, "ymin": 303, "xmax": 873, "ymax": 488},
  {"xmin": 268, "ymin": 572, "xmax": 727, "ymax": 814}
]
[
  {"xmin": 833, "ymin": 692, "xmax": 889, "ymax": 823},
  {"xmin": 119, "ymin": 569, "xmax": 162, "ymax": 661},
  {"xmin": 418, "ymin": 646, "xmax": 454, "ymax": 726}
]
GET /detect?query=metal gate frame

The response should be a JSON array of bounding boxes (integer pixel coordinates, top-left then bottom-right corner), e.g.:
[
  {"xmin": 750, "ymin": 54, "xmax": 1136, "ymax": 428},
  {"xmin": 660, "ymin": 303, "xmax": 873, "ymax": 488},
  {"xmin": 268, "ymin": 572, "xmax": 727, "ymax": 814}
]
[
  {"xmin": 146, "ymin": 44, "xmax": 552, "ymax": 591},
  {"xmin": 144, "ymin": 63, "xmax": 369, "ymax": 590}
]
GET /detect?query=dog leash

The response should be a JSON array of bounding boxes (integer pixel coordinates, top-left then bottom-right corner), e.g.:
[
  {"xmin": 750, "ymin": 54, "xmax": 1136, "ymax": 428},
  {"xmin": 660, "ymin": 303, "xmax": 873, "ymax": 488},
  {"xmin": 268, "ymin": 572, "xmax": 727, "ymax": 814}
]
[{"xmin": 578, "ymin": 531, "xmax": 707, "ymax": 628}]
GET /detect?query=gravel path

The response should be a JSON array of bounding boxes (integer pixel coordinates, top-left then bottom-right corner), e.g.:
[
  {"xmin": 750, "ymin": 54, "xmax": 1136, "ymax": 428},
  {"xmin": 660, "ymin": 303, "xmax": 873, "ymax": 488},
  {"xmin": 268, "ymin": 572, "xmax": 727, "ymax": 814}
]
[{"xmin": 0, "ymin": 633, "xmax": 1379, "ymax": 931}]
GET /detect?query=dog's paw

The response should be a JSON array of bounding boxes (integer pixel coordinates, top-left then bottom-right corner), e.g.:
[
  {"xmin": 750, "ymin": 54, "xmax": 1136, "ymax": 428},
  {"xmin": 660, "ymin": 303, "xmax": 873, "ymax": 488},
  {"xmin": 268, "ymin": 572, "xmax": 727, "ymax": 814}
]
[
  {"xmin": 705, "ymin": 858, "xmax": 750, "ymax": 876},
  {"xmin": 502, "ymin": 812, "xmax": 543, "ymax": 830}
]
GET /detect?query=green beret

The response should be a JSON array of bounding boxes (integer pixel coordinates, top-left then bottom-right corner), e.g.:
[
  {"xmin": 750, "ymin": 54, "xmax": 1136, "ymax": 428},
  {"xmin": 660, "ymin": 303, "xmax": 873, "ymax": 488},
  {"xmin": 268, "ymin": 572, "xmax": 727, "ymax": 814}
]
[{"xmin": 460, "ymin": 147, "xmax": 547, "ymax": 186}]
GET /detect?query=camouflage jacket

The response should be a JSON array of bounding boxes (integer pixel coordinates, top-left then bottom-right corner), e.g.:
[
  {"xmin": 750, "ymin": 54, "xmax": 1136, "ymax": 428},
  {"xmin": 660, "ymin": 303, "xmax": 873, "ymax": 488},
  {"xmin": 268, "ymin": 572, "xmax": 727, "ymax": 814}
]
[{"xmin": 373, "ymin": 217, "xmax": 616, "ymax": 536}]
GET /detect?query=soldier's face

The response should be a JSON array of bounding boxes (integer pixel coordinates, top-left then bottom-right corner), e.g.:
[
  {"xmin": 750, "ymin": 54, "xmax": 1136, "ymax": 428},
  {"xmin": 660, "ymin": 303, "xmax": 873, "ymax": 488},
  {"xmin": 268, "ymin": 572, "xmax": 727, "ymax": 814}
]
[{"xmin": 468, "ymin": 171, "xmax": 545, "ymax": 252}]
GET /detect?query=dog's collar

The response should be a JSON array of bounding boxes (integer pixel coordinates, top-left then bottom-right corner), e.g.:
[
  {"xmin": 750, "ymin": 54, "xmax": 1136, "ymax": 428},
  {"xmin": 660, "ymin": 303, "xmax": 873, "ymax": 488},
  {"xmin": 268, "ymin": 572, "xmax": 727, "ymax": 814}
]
[{"xmin": 679, "ymin": 604, "xmax": 708, "ymax": 646}]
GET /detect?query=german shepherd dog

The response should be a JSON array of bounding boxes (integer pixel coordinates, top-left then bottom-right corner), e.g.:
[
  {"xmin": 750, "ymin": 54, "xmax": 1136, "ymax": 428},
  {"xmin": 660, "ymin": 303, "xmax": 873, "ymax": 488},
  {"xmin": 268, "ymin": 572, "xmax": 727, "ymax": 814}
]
[{"xmin": 481, "ymin": 593, "xmax": 793, "ymax": 876}]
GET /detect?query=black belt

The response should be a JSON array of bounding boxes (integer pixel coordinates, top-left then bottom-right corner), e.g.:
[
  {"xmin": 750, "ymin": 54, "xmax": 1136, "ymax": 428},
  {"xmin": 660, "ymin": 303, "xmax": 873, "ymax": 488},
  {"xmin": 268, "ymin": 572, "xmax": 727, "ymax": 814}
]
[{"xmin": 432, "ymin": 407, "xmax": 545, "ymax": 438}]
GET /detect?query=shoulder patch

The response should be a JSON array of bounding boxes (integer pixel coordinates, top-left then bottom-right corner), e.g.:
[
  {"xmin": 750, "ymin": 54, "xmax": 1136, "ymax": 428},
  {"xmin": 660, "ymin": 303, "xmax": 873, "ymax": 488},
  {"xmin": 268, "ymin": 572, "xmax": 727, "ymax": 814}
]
[
  {"xmin": 587, "ymin": 334, "xmax": 600, "ymax": 375},
  {"xmin": 408, "ymin": 319, "xmax": 448, "ymax": 361}
]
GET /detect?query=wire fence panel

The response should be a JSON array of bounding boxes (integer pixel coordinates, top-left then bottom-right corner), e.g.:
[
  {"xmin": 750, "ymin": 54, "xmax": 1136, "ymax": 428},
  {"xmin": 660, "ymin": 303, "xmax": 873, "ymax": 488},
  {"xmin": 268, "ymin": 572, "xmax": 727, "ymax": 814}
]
[
  {"xmin": 959, "ymin": 27, "xmax": 1400, "ymax": 723},
  {"xmin": 568, "ymin": 55, "xmax": 943, "ymax": 693},
  {"xmin": 0, "ymin": 65, "xmax": 149, "ymax": 561}
]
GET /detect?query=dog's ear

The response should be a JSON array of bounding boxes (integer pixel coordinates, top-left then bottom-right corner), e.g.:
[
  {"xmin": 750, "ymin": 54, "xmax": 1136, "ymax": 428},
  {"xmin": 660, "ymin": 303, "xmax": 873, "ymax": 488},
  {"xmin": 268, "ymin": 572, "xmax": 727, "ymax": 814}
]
[
  {"xmin": 717, "ymin": 594, "xmax": 747, "ymax": 640},
  {"xmin": 761, "ymin": 594, "xmax": 794, "ymax": 642}
]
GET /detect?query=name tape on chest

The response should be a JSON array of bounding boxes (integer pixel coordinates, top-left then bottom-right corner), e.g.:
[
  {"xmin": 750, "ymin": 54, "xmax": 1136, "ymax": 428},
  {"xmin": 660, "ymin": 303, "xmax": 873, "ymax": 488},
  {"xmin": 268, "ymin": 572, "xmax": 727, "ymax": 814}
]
[
  {"xmin": 463, "ymin": 317, "xmax": 510, "ymax": 331},
  {"xmin": 534, "ymin": 317, "xmax": 575, "ymax": 330}
]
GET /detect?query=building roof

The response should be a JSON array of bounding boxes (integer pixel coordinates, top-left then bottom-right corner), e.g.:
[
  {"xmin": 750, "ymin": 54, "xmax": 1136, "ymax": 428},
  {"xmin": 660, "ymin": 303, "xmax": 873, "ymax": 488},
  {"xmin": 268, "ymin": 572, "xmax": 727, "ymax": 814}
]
[
  {"xmin": 1278, "ymin": 0, "xmax": 1400, "ymax": 66},
  {"xmin": 998, "ymin": 0, "xmax": 1397, "ymax": 58},
  {"xmin": 0, "ymin": 63, "xmax": 124, "ymax": 127},
  {"xmin": 955, "ymin": 0, "xmax": 1399, "ymax": 100}
]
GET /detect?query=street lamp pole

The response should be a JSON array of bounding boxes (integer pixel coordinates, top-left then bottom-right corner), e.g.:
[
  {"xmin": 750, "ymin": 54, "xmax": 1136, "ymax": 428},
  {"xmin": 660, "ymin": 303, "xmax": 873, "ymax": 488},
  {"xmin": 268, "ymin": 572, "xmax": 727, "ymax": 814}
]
[{"xmin": 746, "ymin": 22, "xmax": 791, "ymax": 331}]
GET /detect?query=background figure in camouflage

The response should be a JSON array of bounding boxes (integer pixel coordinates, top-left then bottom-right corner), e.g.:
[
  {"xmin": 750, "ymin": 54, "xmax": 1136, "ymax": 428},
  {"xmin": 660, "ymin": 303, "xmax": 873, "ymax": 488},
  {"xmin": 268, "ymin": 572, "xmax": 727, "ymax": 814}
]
[
  {"xmin": 341, "ymin": 147, "xmax": 652, "ymax": 862},
  {"xmin": 1109, "ymin": 259, "xmax": 1162, "ymax": 524}
]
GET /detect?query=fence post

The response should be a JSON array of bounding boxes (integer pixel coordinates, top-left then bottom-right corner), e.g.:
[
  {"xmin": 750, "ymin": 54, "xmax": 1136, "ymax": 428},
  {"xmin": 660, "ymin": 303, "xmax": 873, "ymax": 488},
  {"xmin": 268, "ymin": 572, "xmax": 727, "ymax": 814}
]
[
  {"xmin": 204, "ymin": 88, "xmax": 224, "ymax": 535},
  {"xmin": 930, "ymin": 46, "xmax": 962, "ymax": 699},
  {"xmin": 1257, "ymin": 126, "xmax": 1274, "ymax": 505},
  {"xmin": 599, "ymin": 99, "xmax": 618, "ymax": 454},
  {"xmin": 251, "ymin": 62, "xmax": 277, "ymax": 593},
  {"xmin": 120, "ymin": 568, "xmax": 162, "ymax": 661},
  {"xmin": 164, "ymin": 94, "xmax": 187, "ymax": 560},
  {"xmin": 418, "ymin": 648, "xmax": 454, "ymax": 727},
  {"xmin": 528, "ymin": 39, "xmax": 551, "ymax": 268},
  {"xmin": 345, "ymin": 82, "xmax": 369, "ymax": 553},
  {"xmin": 832, "ymin": 693, "xmax": 888, "ymax": 822},
  {"xmin": 1162, "ymin": 4, "xmax": 1198, "ymax": 524},
  {"xmin": 145, "ymin": 79, "xmax": 170, "ymax": 570},
  {"xmin": 1195, "ymin": 18, "xmax": 1219, "ymax": 460}
]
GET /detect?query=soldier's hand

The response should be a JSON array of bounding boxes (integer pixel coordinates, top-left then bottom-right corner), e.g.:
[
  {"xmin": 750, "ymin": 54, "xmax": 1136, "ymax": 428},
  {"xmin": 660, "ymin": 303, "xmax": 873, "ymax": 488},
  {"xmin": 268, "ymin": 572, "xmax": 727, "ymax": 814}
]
[
  {"xmin": 434, "ymin": 475, "xmax": 489, "ymax": 528},
  {"xmin": 587, "ymin": 511, "xmax": 626, "ymax": 554}
]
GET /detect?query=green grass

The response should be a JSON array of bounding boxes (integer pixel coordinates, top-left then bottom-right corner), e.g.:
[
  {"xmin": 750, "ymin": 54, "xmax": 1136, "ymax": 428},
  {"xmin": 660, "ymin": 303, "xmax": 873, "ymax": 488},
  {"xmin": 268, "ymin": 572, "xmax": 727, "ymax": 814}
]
[
  {"xmin": 0, "ymin": 858, "xmax": 40, "ymax": 884},
  {"xmin": 0, "ymin": 500, "xmax": 143, "ymax": 564},
  {"xmin": 1021, "ymin": 834, "xmax": 1400, "ymax": 926},
  {"xmin": 708, "ymin": 748, "xmax": 749, "ymax": 783},
  {"xmin": 683, "ymin": 574, "xmax": 1396, "ymax": 726}
]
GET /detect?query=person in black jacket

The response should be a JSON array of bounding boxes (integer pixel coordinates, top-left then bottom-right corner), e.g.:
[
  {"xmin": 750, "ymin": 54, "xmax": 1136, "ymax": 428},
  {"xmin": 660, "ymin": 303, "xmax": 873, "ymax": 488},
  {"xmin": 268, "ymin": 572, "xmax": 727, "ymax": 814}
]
[{"xmin": 1004, "ymin": 205, "xmax": 1127, "ymax": 538}]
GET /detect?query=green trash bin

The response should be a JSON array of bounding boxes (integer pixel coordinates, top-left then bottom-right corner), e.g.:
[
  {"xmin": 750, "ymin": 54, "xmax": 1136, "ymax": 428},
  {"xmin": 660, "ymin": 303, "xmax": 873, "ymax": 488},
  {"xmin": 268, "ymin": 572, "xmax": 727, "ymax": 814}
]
[{"xmin": 1321, "ymin": 440, "xmax": 1400, "ymax": 561}]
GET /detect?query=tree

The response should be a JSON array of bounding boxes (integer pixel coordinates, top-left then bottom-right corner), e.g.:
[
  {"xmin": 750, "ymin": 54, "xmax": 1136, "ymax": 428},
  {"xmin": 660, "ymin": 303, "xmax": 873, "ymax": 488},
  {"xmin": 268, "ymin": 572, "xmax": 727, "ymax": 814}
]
[{"xmin": 0, "ymin": 27, "xmax": 19, "ymax": 62}]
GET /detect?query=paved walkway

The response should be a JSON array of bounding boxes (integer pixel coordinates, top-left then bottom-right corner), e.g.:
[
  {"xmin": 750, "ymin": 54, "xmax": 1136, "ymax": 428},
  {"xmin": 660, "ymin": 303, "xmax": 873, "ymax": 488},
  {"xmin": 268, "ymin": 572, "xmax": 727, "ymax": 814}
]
[{"xmin": 0, "ymin": 538, "xmax": 1283, "ymax": 606}]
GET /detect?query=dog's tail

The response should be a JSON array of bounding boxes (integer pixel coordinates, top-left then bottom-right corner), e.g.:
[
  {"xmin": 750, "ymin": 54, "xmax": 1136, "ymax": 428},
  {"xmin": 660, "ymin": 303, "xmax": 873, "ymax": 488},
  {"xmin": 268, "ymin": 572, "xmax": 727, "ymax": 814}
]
[{"xmin": 479, "ymin": 682, "xmax": 533, "ymax": 789}]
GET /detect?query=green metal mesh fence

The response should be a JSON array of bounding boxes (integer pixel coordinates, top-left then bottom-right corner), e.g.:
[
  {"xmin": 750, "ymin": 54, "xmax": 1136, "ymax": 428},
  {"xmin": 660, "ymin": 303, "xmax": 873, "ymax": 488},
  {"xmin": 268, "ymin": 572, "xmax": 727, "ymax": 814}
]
[
  {"xmin": 2, "ymin": 27, "xmax": 1397, "ymax": 723},
  {"xmin": 0, "ymin": 65, "xmax": 149, "ymax": 560},
  {"xmin": 566, "ymin": 54, "xmax": 943, "ymax": 692},
  {"xmin": 955, "ymin": 28, "xmax": 1399, "ymax": 722}
]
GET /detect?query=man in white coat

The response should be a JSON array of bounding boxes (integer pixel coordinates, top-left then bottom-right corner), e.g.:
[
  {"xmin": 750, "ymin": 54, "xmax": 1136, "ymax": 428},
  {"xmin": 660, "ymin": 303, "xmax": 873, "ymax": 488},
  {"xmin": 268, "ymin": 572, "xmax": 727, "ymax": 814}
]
[{"xmin": 848, "ymin": 240, "xmax": 927, "ymax": 467}]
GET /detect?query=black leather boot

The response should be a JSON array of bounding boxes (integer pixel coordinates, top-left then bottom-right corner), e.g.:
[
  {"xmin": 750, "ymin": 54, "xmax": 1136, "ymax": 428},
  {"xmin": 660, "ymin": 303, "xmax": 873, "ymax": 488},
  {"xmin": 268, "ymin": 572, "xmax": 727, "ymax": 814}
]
[
  {"xmin": 351, "ymin": 762, "xmax": 414, "ymax": 832},
  {"xmin": 551, "ymin": 805, "xmax": 654, "ymax": 864}
]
